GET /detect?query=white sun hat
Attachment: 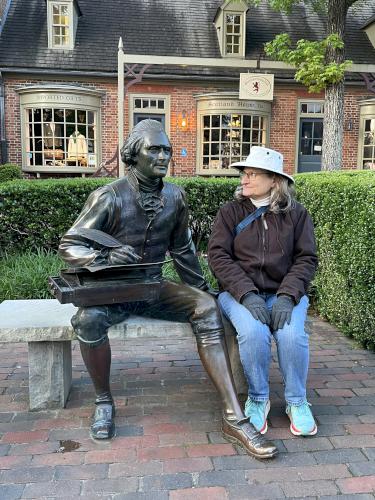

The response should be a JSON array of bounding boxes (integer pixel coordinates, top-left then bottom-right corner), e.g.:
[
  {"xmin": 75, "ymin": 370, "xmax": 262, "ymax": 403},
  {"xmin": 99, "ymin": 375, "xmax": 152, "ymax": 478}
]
[{"xmin": 230, "ymin": 146, "xmax": 294, "ymax": 183}]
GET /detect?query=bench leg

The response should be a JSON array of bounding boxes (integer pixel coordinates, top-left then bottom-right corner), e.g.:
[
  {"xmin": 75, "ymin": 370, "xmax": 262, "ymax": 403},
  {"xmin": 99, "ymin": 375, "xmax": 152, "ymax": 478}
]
[{"xmin": 28, "ymin": 341, "xmax": 72, "ymax": 411}]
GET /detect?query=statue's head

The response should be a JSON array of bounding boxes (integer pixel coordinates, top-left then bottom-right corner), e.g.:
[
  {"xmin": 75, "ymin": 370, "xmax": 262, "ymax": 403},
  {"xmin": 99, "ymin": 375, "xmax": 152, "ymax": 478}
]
[{"xmin": 120, "ymin": 119, "xmax": 172, "ymax": 179}]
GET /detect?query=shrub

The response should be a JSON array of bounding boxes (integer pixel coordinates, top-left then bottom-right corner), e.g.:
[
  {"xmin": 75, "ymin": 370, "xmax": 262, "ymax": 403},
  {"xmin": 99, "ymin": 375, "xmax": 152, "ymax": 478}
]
[
  {"xmin": 1, "ymin": 171, "xmax": 374, "ymax": 348},
  {"xmin": 295, "ymin": 171, "xmax": 375, "ymax": 349},
  {"xmin": 0, "ymin": 248, "xmax": 64, "ymax": 302},
  {"xmin": 0, "ymin": 177, "xmax": 238, "ymax": 252},
  {"xmin": 0, "ymin": 178, "xmax": 111, "ymax": 251},
  {"xmin": 0, "ymin": 249, "xmax": 216, "ymax": 301},
  {"xmin": 0, "ymin": 163, "xmax": 22, "ymax": 182}
]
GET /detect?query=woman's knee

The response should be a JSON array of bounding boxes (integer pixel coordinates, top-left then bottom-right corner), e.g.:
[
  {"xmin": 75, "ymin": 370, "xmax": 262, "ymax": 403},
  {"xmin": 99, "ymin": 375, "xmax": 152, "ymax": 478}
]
[
  {"xmin": 236, "ymin": 319, "xmax": 270, "ymax": 344},
  {"xmin": 275, "ymin": 322, "xmax": 308, "ymax": 347}
]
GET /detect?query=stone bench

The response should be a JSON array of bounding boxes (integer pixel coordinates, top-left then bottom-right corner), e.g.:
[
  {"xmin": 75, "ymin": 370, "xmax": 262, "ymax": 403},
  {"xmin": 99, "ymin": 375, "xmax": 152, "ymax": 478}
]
[{"xmin": 0, "ymin": 299, "xmax": 247, "ymax": 411}]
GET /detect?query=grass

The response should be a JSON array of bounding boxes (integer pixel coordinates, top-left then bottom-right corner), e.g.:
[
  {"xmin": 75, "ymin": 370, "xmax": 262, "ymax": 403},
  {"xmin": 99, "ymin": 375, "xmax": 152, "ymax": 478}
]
[{"xmin": 0, "ymin": 249, "xmax": 217, "ymax": 301}]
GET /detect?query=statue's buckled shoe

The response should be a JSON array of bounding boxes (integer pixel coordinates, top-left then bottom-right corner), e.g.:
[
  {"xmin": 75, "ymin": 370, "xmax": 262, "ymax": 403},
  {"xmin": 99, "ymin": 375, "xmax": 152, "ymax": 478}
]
[
  {"xmin": 90, "ymin": 402, "xmax": 115, "ymax": 440},
  {"xmin": 222, "ymin": 416, "xmax": 278, "ymax": 459}
]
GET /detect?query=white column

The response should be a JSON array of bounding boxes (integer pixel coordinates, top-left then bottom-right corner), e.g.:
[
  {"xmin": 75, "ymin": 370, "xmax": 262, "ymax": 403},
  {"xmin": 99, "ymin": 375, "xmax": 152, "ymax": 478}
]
[{"xmin": 118, "ymin": 37, "xmax": 125, "ymax": 177}]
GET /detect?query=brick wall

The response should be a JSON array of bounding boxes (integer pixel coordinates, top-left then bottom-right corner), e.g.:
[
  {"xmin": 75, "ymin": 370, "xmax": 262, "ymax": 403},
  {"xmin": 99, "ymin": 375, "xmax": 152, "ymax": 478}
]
[{"xmin": 3, "ymin": 75, "xmax": 370, "ymax": 176}]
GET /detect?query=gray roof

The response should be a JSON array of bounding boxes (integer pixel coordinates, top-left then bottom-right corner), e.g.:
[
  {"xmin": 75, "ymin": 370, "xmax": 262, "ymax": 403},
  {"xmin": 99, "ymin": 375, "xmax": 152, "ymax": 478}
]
[{"xmin": 0, "ymin": 0, "xmax": 374, "ymax": 80}]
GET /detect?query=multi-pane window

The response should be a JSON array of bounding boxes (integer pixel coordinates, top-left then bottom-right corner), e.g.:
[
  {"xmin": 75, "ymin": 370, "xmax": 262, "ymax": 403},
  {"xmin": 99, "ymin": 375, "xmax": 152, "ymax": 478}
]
[
  {"xmin": 51, "ymin": 3, "xmax": 70, "ymax": 47},
  {"xmin": 134, "ymin": 98, "xmax": 165, "ymax": 111},
  {"xmin": 300, "ymin": 121, "xmax": 323, "ymax": 156},
  {"xmin": 300, "ymin": 102, "xmax": 324, "ymax": 114},
  {"xmin": 131, "ymin": 96, "xmax": 168, "ymax": 130},
  {"xmin": 25, "ymin": 107, "xmax": 97, "ymax": 169},
  {"xmin": 225, "ymin": 14, "xmax": 241, "ymax": 54},
  {"xmin": 202, "ymin": 113, "xmax": 267, "ymax": 171},
  {"xmin": 362, "ymin": 118, "xmax": 375, "ymax": 169}
]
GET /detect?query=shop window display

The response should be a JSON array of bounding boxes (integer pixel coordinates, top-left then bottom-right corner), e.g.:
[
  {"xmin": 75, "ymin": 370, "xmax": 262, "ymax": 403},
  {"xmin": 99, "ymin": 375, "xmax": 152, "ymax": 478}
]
[
  {"xmin": 363, "ymin": 118, "xmax": 375, "ymax": 169},
  {"xmin": 25, "ymin": 107, "xmax": 97, "ymax": 168},
  {"xmin": 202, "ymin": 113, "xmax": 267, "ymax": 171}
]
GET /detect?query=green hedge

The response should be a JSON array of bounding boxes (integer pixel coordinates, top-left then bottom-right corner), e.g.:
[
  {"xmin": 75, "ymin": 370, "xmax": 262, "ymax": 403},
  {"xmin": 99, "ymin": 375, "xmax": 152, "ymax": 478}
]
[
  {"xmin": 0, "ymin": 163, "xmax": 22, "ymax": 182},
  {"xmin": 295, "ymin": 171, "xmax": 375, "ymax": 349},
  {"xmin": 1, "ymin": 172, "xmax": 374, "ymax": 348},
  {"xmin": 0, "ymin": 177, "xmax": 238, "ymax": 251}
]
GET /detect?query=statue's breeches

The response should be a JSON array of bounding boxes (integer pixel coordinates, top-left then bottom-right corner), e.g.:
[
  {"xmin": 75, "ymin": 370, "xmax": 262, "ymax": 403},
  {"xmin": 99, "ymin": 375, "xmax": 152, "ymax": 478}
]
[{"xmin": 71, "ymin": 280, "xmax": 223, "ymax": 347}]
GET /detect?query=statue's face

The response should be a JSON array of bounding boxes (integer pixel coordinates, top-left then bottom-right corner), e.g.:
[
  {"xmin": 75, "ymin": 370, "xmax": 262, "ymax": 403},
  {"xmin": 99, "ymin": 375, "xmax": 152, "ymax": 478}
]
[{"xmin": 134, "ymin": 129, "xmax": 172, "ymax": 179}]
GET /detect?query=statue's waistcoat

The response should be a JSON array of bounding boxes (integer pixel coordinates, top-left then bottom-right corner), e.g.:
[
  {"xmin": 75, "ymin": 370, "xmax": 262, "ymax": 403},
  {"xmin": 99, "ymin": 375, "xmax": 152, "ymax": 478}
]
[{"xmin": 108, "ymin": 176, "xmax": 180, "ymax": 266}]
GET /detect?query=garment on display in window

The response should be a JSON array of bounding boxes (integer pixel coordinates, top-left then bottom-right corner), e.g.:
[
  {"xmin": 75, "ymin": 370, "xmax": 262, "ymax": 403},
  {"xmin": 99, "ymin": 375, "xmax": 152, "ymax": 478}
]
[
  {"xmin": 68, "ymin": 131, "xmax": 88, "ymax": 163},
  {"xmin": 43, "ymin": 123, "xmax": 62, "ymax": 148}
]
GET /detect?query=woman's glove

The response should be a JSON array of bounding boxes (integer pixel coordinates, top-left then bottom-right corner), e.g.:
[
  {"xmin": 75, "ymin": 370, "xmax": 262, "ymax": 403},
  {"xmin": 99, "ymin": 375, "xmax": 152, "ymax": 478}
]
[
  {"xmin": 241, "ymin": 292, "xmax": 270, "ymax": 325},
  {"xmin": 271, "ymin": 295, "xmax": 294, "ymax": 331}
]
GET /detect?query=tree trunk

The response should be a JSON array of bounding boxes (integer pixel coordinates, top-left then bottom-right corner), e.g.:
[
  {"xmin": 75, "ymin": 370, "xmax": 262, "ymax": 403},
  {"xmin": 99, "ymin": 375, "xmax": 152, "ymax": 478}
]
[
  {"xmin": 322, "ymin": 81, "xmax": 344, "ymax": 170},
  {"xmin": 321, "ymin": 0, "xmax": 349, "ymax": 171}
]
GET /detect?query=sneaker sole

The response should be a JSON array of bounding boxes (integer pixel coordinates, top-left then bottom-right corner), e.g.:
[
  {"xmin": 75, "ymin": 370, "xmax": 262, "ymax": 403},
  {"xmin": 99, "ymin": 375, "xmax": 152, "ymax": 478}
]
[
  {"xmin": 246, "ymin": 400, "xmax": 270, "ymax": 435},
  {"xmin": 288, "ymin": 418, "xmax": 317, "ymax": 436}
]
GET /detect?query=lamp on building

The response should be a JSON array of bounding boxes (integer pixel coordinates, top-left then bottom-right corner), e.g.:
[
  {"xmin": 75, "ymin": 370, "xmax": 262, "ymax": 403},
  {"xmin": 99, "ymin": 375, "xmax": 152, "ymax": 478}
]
[
  {"xmin": 178, "ymin": 111, "xmax": 189, "ymax": 132},
  {"xmin": 346, "ymin": 118, "xmax": 353, "ymax": 131}
]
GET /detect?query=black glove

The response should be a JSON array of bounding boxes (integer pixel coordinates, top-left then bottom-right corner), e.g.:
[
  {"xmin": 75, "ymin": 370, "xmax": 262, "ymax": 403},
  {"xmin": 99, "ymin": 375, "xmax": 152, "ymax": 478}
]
[
  {"xmin": 271, "ymin": 295, "xmax": 294, "ymax": 331},
  {"xmin": 241, "ymin": 292, "xmax": 270, "ymax": 325}
]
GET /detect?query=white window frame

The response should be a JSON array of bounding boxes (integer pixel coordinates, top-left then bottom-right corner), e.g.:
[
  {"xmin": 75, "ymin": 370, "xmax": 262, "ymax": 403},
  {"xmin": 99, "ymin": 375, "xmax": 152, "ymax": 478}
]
[
  {"xmin": 128, "ymin": 94, "xmax": 170, "ymax": 135},
  {"xmin": 358, "ymin": 99, "xmax": 375, "ymax": 169},
  {"xmin": 295, "ymin": 99, "xmax": 325, "ymax": 171},
  {"xmin": 17, "ymin": 85, "xmax": 104, "ymax": 175},
  {"xmin": 196, "ymin": 93, "xmax": 271, "ymax": 176},
  {"xmin": 47, "ymin": 0, "xmax": 74, "ymax": 50},
  {"xmin": 214, "ymin": 0, "xmax": 247, "ymax": 58},
  {"xmin": 224, "ymin": 11, "xmax": 243, "ymax": 56}
]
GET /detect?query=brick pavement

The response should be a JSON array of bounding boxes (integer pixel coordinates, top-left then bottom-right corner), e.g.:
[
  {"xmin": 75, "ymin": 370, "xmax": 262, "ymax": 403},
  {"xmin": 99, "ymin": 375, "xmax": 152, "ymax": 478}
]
[{"xmin": 0, "ymin": 315, "xmax": 375, "ymax": 499}]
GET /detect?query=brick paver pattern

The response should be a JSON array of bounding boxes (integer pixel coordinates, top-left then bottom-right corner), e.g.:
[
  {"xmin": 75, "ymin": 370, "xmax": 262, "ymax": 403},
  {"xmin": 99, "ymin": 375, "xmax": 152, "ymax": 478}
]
[{"xmin": 0, "ymin": 315, "xmax": 375, "ymax": 499}]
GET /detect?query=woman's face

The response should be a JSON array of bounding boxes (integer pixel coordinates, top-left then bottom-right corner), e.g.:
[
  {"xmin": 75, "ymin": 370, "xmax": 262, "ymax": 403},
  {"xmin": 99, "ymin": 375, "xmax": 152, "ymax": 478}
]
[{"xmin": 240, "ymin": 167, "xmax": 275, "ymax": 200}]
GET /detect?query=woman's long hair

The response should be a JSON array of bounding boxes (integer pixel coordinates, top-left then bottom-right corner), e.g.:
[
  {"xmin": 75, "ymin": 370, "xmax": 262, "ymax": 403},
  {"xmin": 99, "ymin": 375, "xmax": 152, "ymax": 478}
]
[{"xmin": 234, "ymin": 173, "xmax": 295, "ymax": 213}]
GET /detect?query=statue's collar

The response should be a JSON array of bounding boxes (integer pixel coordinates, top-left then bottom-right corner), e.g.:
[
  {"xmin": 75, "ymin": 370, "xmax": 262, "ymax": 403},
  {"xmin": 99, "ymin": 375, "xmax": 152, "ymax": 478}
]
[{"xmin": 128, "ymin": 168, "xmax": 163, "ymax": 193}]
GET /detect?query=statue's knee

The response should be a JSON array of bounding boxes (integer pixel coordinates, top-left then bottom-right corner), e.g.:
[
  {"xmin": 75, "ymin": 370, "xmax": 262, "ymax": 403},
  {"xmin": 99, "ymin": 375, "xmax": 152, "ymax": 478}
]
[
  {"xmin": 71, "ymin": 307, "xmax": 110, "ymax": 346},
  {"xmin": 195, "ymin": 292, "xmax": 219, "ymax": 318}
]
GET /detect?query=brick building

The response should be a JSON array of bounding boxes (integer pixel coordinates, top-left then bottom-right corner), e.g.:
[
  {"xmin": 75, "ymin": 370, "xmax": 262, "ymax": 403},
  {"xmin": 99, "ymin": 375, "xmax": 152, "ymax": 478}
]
[{"xmin": 0, "ymin": 0, "xmax": 374, "ymax": 177}]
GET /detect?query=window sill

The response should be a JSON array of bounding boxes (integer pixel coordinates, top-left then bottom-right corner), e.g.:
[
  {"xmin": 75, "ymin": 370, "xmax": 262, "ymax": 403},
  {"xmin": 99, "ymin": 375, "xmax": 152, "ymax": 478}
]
[
  {"xmin": 23, "ymin": 166, "xmax": 98, "ymax": 174},
  {"xmin": 197, "ymin": 169, "xmax": 240, "ymax": 176}
]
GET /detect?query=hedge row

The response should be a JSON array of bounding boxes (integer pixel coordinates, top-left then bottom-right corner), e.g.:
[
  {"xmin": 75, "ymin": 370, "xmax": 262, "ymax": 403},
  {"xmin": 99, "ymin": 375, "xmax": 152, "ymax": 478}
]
[
  {"xmin": 1, "ymin": 171, "xmax": 374, "ymax": 348},
  {"xmin": 0, "ymin": 177, "xmax": 238, "ymax": 251},
  {"xmin": 0, "ymin": 164, "xmax": 22, "ymax": 182},
  {"xmin": 295, "ymin": 171, "xmax": 375, "ymax": 349}
]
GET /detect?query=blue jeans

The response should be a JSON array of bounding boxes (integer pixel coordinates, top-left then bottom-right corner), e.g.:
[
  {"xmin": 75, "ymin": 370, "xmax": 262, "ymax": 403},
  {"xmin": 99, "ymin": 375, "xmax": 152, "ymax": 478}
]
[{"xmin": 218, "ymin": 292, "xmax": 310, "ymax": 406}]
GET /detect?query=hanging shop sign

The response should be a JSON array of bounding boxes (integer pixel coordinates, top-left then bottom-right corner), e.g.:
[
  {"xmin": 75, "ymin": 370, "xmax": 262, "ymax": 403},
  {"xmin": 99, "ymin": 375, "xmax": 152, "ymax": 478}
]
[{"xmin": 239, "ymin": 74, "xmax": 274, "ymax": 101}]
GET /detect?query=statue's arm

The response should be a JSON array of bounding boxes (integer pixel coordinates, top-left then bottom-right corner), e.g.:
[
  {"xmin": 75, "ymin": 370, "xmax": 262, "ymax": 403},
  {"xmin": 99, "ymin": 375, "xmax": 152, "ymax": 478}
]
[
  {"xmin": 168, "ymin": 190, "xmax": 207, "ymax": 289},
  {"xmin": 58, "ymin": 189, "xmax": 115, "ymax": 267}
]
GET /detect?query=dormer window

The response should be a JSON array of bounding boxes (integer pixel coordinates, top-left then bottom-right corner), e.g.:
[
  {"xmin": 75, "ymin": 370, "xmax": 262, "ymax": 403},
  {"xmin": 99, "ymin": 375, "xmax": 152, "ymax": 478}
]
[
  {"xmin": 214, "ymin": 0, "xmax": 248, "ymax": 58},
  {"xmin": 361, "ymin": 15, "xmax": 375, "ymax": 49},
  {"xmin": 225, "ymin": 13, "xmax": 242, "ymax": 55},
  {"xmin": 47, "ymin": 0, "xmax": 81, "ymax": 50}
]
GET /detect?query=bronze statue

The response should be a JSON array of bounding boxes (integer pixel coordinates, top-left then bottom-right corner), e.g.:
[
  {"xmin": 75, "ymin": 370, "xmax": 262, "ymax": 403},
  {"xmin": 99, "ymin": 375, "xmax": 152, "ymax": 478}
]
[{"xmin": 58, "ymin": 119, "xmax": 277, "ymax": 459}]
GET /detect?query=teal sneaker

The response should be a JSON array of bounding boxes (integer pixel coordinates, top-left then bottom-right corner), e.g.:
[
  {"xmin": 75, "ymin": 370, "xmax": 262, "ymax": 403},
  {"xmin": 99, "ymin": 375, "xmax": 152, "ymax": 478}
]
[
  {"xmin": 286, "ymin": 402, "xmax": 317, "ymax": 436},
  {"xmin": 244, "ymin": 398, "xmax": 270, "ymax": 434}
]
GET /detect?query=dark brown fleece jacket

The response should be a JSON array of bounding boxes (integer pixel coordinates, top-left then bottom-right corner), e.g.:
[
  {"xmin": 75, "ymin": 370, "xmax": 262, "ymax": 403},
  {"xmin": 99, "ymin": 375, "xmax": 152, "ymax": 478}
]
[{"xmin": 208, "ymin": 198, "xmax": 318, "ymax": 304}]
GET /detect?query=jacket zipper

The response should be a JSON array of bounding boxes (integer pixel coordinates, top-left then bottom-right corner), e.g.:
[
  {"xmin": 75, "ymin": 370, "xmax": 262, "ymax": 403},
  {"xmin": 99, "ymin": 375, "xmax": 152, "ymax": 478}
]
[{"xmin": 260, "ymin": 214, "xmax": 268, "ymax": 291}]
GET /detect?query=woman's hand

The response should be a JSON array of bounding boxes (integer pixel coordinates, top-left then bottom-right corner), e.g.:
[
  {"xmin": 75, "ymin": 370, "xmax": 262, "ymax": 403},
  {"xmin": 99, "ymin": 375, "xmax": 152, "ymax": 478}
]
[
  {"xmin": 241, "ymin": 292, "xmax": 270, "ymax": 325},
  {"xmin": 271, "ymin": 295, "xmax": 294, "ymax": 330}
]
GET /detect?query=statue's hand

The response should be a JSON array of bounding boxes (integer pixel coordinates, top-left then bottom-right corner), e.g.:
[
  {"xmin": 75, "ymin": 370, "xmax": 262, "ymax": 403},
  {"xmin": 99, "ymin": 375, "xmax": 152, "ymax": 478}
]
[{"xmin": 108, "ymin": 245, "xmax": 142, "ymax": 265}]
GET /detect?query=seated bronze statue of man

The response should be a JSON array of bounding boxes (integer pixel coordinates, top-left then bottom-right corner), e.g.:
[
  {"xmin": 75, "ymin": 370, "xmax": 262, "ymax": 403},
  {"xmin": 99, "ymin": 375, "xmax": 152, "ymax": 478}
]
[{"xmin": 58, "ymin": 119, "xmax": 277, "ymax": 459}]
